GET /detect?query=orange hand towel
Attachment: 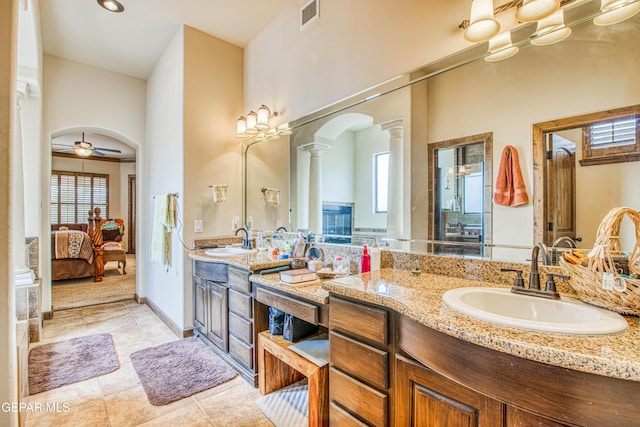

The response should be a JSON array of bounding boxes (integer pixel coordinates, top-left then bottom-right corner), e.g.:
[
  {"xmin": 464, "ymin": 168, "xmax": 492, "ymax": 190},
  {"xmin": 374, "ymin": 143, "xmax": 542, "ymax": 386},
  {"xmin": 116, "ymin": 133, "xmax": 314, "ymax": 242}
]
[{"xmin": 493, "ymin": 145, "xmax": 529, "ymax": 207}]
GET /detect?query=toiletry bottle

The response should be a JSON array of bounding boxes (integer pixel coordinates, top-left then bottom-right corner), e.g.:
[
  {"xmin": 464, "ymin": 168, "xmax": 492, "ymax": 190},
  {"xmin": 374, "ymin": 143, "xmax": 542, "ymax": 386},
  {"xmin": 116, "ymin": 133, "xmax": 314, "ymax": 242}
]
[
  {"xmin": 370, "ymin": 241, "xmax": 381, "ymax": 271},
  {"xmin": 361, "ymin": 245, "xmax": 371, "ymax": 273}
]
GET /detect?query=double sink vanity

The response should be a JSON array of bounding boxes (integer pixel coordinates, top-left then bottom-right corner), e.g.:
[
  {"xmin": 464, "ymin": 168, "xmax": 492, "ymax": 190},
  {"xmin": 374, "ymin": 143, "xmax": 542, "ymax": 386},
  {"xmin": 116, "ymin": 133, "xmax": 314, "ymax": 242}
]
[{"xmin": 189, "ymin": 242, "xmax": 640, "ymax": 427}]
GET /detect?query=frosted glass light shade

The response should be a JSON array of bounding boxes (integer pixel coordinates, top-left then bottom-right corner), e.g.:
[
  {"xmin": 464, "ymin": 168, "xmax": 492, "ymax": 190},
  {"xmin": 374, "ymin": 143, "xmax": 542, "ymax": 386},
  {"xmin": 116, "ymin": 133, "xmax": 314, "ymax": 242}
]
[
  {"xmin": 464, "ymin": 0, "xmax": 501, "ymax": 43},
  {"xmin": 236, "ymin": 116, "xmax": 247, "ymax": 137},
  {"xmin": 594, "ymin": 0, "xmax": 640, "ymax": 25},
  {"xmin": 485, "ymin": 32, "xmax": 519, "ymax": 62},
  {"xmin": 531, "ymin": 10, "xmax": 572, "ymax": 45},
  {"xmin": 277, "ymin": 123, "xmax": 293, "ymax": 135},
  {"xmin": 75, "ymin": 147, "xmax": 92, "ymax": 157},
  {"xmin": 516, "ymin": 0, "xmax": 560, "ymax": 22},
  {"xmin": 245, "ymin": 111, "xmax": 258, "ymax": 134},
  {"xmin": 256, "ymin": 105, "xmax": 271, "ymax": 130}
]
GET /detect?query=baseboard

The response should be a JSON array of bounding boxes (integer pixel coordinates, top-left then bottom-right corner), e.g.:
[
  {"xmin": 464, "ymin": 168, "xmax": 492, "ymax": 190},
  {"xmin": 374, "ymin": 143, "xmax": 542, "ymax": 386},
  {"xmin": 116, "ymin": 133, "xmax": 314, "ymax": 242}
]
[{"xmin": 139, "ymin": 296, "xmax": 194, "ymax": 339}]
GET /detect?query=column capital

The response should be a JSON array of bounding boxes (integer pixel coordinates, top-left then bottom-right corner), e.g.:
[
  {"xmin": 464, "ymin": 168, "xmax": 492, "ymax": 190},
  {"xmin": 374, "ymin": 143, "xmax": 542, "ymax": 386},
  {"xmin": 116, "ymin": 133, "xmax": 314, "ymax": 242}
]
[{"xmin": 300, "ymin": 142, "xmax": 330, "ymax": 153}]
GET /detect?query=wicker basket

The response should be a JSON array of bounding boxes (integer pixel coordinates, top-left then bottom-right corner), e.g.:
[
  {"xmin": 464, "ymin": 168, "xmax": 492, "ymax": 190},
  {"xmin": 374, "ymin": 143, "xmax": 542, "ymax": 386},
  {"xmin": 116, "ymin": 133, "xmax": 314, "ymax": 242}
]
[{"xmin": 559, "ymin": 207, "xmax": 640, "ymax": 316}]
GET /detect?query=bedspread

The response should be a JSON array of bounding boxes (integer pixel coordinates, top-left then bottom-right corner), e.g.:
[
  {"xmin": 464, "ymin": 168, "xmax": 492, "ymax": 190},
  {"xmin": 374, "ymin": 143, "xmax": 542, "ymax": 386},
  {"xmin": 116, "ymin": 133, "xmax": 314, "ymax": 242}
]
[{"xmin": 53, "ymin": 230, "xmax": 94, "ymax": 263}]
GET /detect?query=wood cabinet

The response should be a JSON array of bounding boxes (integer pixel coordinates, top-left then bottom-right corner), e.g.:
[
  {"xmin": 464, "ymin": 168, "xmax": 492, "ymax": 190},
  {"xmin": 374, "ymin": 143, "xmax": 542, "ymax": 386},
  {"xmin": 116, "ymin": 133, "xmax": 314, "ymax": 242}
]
[
  {"xmin": 328, "ymin": 296, "xmax": 391, "ymax": 426},
  {"xmin": 193, "ymin": 261, "xmax": 265, "ymax": 385}
]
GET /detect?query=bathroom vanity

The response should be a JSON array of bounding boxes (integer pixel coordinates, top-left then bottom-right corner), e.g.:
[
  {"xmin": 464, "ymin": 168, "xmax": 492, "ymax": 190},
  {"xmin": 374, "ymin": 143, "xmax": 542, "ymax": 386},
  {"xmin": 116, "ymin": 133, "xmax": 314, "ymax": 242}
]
[
  {"xmin": 190, "ymin": 250, "xmax": 292, "ymax": 385},
  {"xmin": 324, "ymin": 270, "xmax": 640, "ymax": 427},
  {"xmin": 190, "ymin": 248, "xmax": 640, "ymax": 426}
]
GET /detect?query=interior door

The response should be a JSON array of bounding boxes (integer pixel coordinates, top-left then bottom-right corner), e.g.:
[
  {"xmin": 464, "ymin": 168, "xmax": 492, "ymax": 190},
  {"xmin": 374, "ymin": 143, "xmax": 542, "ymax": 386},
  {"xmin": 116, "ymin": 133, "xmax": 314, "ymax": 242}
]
[
  {"xmin": 546, "ymin": 133, "xmax": 576, "ymax": 245},
  {"xmin": 128, "ymin": 174, "xmax": 136, "ymax": 254}
]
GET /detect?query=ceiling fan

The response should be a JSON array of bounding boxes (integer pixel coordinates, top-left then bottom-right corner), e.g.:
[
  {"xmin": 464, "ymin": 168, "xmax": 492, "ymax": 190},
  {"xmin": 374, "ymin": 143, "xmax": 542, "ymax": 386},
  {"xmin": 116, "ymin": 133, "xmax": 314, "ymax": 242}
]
[{"xmin": 53, "ymin": 132, "xmax": 122, "ymax": 157}]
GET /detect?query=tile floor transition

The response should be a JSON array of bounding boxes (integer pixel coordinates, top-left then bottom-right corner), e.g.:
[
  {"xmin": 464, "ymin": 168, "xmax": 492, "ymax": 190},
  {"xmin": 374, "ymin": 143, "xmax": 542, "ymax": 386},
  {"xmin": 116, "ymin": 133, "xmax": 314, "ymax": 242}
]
[{"xmin": 27, "ymin": 300, "xmax": 274, "ymax": 427}]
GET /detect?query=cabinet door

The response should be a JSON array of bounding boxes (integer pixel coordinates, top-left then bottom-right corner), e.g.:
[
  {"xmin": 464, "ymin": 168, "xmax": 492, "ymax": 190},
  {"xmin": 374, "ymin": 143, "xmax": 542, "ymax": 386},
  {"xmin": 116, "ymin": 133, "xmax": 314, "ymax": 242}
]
[
  {"xmin": 207, "ymin": 281, "xmax": 228, "ymax": 352},
  {"xmin": 395, "ymin": 355, "xmax": 503, "ymax": 427},
  {"xmin": 193, "ymin": 276, "xmax": 208, "ymax": 332}
]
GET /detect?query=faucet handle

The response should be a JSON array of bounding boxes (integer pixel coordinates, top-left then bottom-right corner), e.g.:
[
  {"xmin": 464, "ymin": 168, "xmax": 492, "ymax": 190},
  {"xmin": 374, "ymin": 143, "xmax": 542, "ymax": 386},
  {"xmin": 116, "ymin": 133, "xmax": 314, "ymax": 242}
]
[
  {"xmin": 501, "ymin": 268, "xmax": 525, "ymax": 288},
  {"xmin": 545, "ymin": 272, "xmax": 570, "ymax": 295}
]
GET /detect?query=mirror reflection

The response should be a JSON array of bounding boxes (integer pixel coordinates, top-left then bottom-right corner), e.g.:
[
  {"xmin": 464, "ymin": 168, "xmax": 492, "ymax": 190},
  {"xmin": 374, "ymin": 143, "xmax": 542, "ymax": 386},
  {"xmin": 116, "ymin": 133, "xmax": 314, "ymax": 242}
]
[{"xmin": 245, "ymin": 0, "xmax": 640, "ymax": 262}]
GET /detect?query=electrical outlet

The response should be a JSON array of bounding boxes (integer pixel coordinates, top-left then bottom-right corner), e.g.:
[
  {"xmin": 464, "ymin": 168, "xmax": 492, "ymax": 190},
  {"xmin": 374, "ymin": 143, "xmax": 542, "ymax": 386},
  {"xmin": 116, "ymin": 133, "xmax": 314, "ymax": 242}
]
[
  {"xmin": 276, "ymin": 219, "xmax": 283, "ymax": 228},
  {"xmin": 194, "ymin": 219, "xmax": 203, "ymax": 233},
  {"xmin": 232, "ymin": 216, "xmax": 239, "ymax": 231}
]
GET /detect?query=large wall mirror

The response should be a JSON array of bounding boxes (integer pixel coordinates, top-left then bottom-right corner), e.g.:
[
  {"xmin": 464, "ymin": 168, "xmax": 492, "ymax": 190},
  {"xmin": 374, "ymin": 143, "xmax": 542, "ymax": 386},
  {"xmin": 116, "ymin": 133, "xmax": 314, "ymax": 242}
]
[{"xmin": 245, "ymin": 0, "xmax": 640, "ymax": 263}]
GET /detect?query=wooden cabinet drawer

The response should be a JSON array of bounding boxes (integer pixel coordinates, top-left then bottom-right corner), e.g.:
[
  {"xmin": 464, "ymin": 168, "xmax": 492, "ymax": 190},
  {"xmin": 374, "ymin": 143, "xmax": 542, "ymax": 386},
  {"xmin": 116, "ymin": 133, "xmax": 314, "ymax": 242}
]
[
  {"xmin": 229, "ymin": 312, "xmax": 253, "ymax": 344},
  {"xmin": 229, "ymin": 334, "xmax": 253, "ymax": 370},
  {"xmin": 330, "ymin": 297, "xmax": 388, "ymax": 346},
  {"xmin": 229, "ymin": 289, "xmax": 252, "ymax": 319},
  {"xmin": 194, "ymin": 262, "xmax": 228, "ymax": 282},
  {"xmin": 256, "ymin": 287, "xmax": 318, "ymax": 324},
  {"xmin": 330, "ymin": 331, "xmax": 388, "ymax": 389},
  {"xmin": 330, "ymin": 367, "xmax": 387, "ymax": 427},
  {"xmin": 229, "ymin": 267, "xmax": 252, "ymax": 294},
  {"xmin": 330, "ymin": 402, "xmax": 368, "ymax": 427}
]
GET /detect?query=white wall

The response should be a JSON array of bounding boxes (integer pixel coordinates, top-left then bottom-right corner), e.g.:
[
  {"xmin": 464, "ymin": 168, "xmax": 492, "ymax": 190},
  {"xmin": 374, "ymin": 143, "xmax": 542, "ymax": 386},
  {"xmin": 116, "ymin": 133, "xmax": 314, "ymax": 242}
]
[
  {"xmin": 42, "ymin": 55, "xmax": 146, "ymax": 313},
  {"xmin": 146, "ymin": 27, "xmax": 185, "ymax": 328},
  {"xmin": 355, "ymin": 126, "xmax": 389, "ymax": 230},
  {"xmin": 245, "ymin": 0, "xmax": 485, "ymax": 122}
]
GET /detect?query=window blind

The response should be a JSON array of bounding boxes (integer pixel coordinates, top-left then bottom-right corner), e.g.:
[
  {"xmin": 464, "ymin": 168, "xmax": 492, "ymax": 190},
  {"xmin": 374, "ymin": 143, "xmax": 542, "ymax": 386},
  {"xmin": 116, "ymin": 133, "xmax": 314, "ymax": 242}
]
[{"xmin": 50, "ymin": 171, "xmax": 109, "ymax": 224}]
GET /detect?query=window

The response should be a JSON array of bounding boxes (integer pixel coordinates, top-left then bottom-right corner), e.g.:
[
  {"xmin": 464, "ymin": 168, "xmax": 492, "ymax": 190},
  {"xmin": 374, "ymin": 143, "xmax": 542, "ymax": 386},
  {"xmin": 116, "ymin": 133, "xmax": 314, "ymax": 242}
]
[
  {"xmin": 50, "ymin": 171, "xmax": 109, "ymax": 224},
  {"xmin": 581, "ymin": 115, "xmax": 640, "ymax": 165},
  {"xmin": 374, "ymin": 152, "xmax": 389, "ymax": 213}
]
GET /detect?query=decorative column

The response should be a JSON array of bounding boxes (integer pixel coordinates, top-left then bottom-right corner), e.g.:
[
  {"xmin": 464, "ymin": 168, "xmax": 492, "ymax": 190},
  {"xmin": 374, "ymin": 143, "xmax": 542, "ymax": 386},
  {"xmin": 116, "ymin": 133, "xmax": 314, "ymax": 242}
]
[
  {"xmin": 13, "ymin": 82, "xmax": 35, "ymax": 285},
  {"xmin": 382, "ymin": 120, "xmax": 404, "ymax": 238},
  {"xmin": 301, "ymin": 142, "xmax": 329, "ymax": 235}
]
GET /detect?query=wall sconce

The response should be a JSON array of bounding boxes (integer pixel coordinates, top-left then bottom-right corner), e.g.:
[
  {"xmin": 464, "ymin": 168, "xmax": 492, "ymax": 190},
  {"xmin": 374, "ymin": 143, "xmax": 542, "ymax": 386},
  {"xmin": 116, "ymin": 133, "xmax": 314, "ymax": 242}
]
[
  {"xmin": 236, "ymin": 104, "xmax": 291, "ymax": 141},
  {"xmin": 209, "ymin": 185, "xmax": 229, "ymax": 203},
  {"xmin": 464, "ymin": 0, "xmax": 501, "ymax": 43},
  {"xmin": 594, "ymin": 0, "xmax": 640, "ymax": 26},
  {"xmin": 515, "ymin": 0, "xmax": 560, "ymax": 22},
  {"xmin": 485, "ymin": 32, "xmax": 519, "ymax": 62},
  {"xmin": 531, "ymin": 9, "xmax": 572, "ymax": 45}
]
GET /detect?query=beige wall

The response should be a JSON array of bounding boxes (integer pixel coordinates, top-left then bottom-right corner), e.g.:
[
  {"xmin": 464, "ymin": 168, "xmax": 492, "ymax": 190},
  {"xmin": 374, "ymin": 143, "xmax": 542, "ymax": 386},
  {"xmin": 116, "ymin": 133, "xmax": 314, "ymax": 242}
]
[
  {"xmin": 426, "ymin": 19, "xmax": 640, "ymax": 251},
  {"xmin": 1, "ymin": 0, "xmax": 19, "ymax": 424},
  {"xmin": 42, "ymin": 55, "xmax": 146, "ymax": 312},
  {"xmin": 183, "ymin": 26, "xmax": 244, "ymax": 327}
]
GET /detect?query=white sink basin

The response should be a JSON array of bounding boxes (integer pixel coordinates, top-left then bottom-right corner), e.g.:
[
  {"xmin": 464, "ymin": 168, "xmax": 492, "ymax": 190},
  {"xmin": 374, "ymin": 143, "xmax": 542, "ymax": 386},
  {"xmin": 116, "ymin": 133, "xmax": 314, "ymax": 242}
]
[
  {"xmin": 442, "ymin": 287, "xmax": 628, "ymax": 335},
  {"xmin": 204, "ymin": 247, "xmax": 257, "ymax": 257}
]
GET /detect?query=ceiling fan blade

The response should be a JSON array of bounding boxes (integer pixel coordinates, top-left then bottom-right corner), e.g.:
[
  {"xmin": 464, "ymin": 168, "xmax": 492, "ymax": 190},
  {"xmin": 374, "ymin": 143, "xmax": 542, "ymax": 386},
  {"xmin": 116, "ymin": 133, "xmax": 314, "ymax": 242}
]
[
  {"xmin": 91, "ymin": 150, "xmax": 106, "ymax": 157},
  {"xmin": 52, "ymin": 143, "xmax": 75, "ymax": 148},
  {"xmin": 94, "ymin": 147, "xmax": 122, "ymax": 153}
]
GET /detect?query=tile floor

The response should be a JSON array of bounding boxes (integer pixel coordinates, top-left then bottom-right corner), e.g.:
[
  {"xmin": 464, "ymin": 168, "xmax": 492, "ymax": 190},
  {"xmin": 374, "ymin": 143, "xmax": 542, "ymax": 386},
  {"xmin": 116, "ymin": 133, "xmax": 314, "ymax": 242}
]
[{"xmin": 26, "ymin": 300, "xmax": 274, "ymax": 427}]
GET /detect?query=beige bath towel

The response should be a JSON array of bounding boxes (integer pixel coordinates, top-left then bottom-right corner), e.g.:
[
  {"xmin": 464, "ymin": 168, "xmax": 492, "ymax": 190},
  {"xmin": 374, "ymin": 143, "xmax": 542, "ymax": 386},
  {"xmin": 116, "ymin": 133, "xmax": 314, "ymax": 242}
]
[{"xmin": 151, "ymin": 193, "xmax": 177, "ymax": 266}]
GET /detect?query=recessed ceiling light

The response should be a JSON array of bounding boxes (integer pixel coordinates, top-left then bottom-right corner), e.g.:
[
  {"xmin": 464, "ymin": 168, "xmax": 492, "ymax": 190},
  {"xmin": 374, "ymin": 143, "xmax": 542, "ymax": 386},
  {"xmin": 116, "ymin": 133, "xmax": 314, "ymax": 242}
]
[{"xmin": 97, "ymin": 0, "xmax": 125, "ymax": 13}]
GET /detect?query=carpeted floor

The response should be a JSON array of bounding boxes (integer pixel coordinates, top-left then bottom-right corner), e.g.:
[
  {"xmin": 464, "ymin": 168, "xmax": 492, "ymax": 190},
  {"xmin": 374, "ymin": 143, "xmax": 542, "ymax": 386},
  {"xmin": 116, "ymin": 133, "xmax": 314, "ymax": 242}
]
[
  {"xmin": 130, "ymin": 337, "xmax": 237, "ymax": 406},
  {"xmin": 52, "ymin": 254, "xmax": 136, "ymax": 310},
  {"xmin": 29, "ymin": 333, "xmax": 120, "ymax": 395}
]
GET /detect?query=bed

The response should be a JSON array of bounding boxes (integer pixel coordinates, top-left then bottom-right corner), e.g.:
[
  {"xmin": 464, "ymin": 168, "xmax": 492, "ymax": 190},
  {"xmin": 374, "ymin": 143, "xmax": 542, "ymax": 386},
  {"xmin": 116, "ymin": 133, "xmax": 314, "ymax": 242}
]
[{"xmin": 51, "ymin": 210, "xmax": 126, "ymax": 281}]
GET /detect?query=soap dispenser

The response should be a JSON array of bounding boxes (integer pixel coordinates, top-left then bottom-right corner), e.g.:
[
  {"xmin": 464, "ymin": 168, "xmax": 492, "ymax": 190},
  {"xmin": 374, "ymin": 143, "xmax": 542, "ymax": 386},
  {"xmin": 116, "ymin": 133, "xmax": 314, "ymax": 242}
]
[
  {"xmin": 370, "ymin": 241, "xmax": 381, "ymax": 271},
  {"xmin": 361, "ymin": 245, "xmax": 371, "ymax": 273}
]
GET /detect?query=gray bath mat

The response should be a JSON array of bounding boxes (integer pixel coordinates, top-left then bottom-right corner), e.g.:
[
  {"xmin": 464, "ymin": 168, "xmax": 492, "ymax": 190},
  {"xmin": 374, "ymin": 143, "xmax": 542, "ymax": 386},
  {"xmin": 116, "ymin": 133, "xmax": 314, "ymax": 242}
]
[
  {"xmin": 29, "ymin": 333, "xmax": 120, "ymax": 395},
  {"xmin": 130, "ymin": 337, "xmax": 236, "ymax": 405},
  {"xmin": 256, "ymin": 379, "xmax": 308, "ymax": 427}
]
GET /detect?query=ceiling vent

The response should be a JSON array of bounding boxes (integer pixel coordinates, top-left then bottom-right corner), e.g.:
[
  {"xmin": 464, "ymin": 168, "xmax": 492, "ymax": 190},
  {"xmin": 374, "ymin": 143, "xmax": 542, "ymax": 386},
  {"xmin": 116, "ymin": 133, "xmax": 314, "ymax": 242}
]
[{"xmin": 300, "ymin": 0, "xmax": 319, "ymax": 31}]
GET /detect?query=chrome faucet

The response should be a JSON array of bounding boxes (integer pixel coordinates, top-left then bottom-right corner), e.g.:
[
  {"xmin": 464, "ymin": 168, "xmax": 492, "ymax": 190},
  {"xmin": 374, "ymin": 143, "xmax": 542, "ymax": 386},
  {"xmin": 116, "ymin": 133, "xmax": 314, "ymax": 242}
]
[
  {"xmin": 501, "ymin": 245, "xmax": 569, "ymax": 300},
  {"xmin": 235, "ymin": 227, "xmax": 251, "ymax": 249}
]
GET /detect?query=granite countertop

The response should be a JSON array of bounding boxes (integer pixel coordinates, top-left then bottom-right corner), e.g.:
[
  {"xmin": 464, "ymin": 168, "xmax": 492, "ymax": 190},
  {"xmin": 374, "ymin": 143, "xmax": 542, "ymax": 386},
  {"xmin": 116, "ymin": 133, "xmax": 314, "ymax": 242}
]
[
  {"xmin": 322, "ymin": 268, "xmax": 640, "ymax": 382},
  {"xmin": 189, "ymin": 249, "xmax": 291, "ymax": 271},
  {"xmin": 250, "ymin": 272, "xmax": 330, "ymax": 305}
]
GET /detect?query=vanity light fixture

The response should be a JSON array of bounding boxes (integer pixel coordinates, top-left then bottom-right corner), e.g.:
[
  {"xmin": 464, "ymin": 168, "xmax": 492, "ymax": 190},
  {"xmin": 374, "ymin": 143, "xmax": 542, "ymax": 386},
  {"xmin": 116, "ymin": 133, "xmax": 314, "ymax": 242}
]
[
  {"xmin": 594, "ymin": 0, "xmax": 640, "ymax": 25},
  {"xmin": 531, "ymin": 9, "xmax": 572, "ymax": 45},
  {"xmin": 97, "ymin": 0, "xmax": 125, "ymax": 13},
  {"xmin": 485, "ymin": 32, "xmax": 519, "ymax": 62},
  {"xmin": 515, "ymin": 0, "xmax": 560, "ymax": 22},
  {"xmin": 464, "ymin": 0, "xmax": 501, "ymax": 43},
  {"xmin": 236, "ymin": 104, "xmax": 290, "ymax": 141}
]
